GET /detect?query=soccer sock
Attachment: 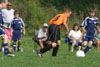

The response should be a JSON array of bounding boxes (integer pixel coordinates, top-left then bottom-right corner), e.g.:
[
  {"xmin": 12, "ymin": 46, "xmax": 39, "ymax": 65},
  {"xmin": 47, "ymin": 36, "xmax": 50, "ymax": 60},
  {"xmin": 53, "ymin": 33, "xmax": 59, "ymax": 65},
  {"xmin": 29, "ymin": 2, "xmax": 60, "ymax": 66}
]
[
  {"xmin": 52, "ymin": 45, "xmax": 59, "ymax": 56},
  {"xmin": 84, "ymin": 45, "xmax": 91, "ymax": 54},
  {"xmin": 3, "ymin": 43, "xmax": 9, "ymax": 55},
  {"xmin": 40, "ymin": 44, "xmax": 52, "ymax": 54},
  {"xmin": 18, "ymin": 42, "xmax": 21, "ymax": 50},
  {"xmin": 13, "ymin": 43, "xmax": 16, "ymax": 52}
]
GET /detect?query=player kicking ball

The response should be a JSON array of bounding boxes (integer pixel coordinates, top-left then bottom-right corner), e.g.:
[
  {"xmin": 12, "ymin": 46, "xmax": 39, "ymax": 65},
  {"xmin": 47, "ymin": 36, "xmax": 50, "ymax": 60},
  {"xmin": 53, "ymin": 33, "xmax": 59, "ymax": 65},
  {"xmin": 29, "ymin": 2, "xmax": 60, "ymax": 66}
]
[
  {"xmin": 81, "ymin": 8, "xmax": 100, "ymax": 56},
  {"xmin": 36, "ymin": 8, "xmax": 72, "ymax": 57},
  {"xmin": 0, "ymin": 0, "xmax": 15, "ymax": 57}
]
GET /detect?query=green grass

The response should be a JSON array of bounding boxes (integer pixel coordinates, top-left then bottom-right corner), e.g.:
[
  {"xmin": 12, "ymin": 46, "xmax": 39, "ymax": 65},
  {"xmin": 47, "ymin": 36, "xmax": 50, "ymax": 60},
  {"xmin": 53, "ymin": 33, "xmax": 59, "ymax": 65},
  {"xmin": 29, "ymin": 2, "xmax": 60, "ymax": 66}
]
[{"xmin": 0, "ymin": 36, "xmax": 100, "ymax": 67}]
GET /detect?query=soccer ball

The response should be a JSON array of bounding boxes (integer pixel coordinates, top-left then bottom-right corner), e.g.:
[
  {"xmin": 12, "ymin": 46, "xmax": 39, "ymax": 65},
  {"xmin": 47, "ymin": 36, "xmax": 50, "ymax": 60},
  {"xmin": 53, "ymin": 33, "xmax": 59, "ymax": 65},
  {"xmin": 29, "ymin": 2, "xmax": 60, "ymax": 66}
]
[{"xmin": 76, "ymin": 50, "xmax": 85, "ymax": 57}]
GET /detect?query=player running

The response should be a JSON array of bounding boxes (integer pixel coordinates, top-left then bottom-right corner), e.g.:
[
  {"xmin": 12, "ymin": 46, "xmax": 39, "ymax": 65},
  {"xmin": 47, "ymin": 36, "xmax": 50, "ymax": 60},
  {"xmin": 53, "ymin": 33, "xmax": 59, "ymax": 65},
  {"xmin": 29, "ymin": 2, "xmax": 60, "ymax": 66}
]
[
  {"xmin": 37, "ymin": 8, "xmax": 72, "ymax": 57},
  {"xmin": 81, "ymin": 8, "xmax": 100, "ymax": 54}
]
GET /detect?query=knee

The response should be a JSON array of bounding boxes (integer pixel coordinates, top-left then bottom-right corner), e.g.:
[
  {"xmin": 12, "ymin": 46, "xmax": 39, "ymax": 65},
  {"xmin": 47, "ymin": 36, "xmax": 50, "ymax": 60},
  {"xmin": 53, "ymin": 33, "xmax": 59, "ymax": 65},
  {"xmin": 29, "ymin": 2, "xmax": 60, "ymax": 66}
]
[{"xmin": 57, "ymin": 40, "xmax": 61, "ymax": 46}]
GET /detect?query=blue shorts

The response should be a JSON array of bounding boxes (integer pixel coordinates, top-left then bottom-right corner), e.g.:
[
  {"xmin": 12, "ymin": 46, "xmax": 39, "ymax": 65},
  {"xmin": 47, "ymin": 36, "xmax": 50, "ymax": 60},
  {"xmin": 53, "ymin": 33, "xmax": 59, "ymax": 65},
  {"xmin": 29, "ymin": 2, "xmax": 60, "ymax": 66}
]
[
  {"xmin": 12, "ymin": 30, "xmax": 22, "ymax": 42},
  {"xmin": 0, "ymin": 28, "xmax": 5, "ymax": 36},
  {"xmin": 83, "ymin": 34, "xmax": 94, "ymax": 42}
]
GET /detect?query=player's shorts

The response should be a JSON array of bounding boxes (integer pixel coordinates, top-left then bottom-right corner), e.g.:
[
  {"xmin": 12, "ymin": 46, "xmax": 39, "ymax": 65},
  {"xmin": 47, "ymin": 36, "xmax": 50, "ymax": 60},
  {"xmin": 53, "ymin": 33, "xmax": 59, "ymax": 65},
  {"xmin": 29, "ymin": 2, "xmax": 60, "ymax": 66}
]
[
  {"xmin": 0, "ymin": 28, "xmax": 5, "ymax": 37},
  {"xmin": 47, "ymin": 24, "xmax": 60, "ymax": 43},
  {"xmin": 12, "ymin": 30, "xmax": 22, "ymax": 42},
  {"xmin": 83, "ymin": 33, "xmax": 94, "ymax": 42}
]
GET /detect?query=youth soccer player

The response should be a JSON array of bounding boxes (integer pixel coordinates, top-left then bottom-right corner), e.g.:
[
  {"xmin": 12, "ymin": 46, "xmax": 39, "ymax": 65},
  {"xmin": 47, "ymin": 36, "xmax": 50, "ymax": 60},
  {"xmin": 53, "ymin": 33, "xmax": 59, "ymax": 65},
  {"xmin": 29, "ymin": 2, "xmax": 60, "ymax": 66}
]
[
  {"xmin": 0, "ymin": 0, "xmax": 15, "ymax": 56},
  {"xmin": 81, "ymin": 8, "xmax": 100, "ymax": 54},
  {"xmin": 37, "ymin": 8, "xmax": 72, "ymax": 57},
  {"xmin": 10, "ymin": 10, "xmax": 25, "ymax": 52}
]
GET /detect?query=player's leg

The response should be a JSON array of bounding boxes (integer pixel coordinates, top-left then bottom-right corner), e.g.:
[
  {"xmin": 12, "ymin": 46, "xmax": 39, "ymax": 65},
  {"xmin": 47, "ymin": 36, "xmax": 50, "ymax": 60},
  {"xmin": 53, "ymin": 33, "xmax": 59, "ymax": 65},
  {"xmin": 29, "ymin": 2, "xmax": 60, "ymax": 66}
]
[
  {"xmin": 17, "ymin": 40, "xmax": 21, "ymax": 51},
  {"xmin": 0, "ymin": 28, "xmax": 9, "ymax": 55},
  {"xmin": 2, "ymin": 34, "xmax": 9, "ymax": 55},
  {"xmin": 84, "ymin": 41, "xmax": 93, "ymax": 54},
  {"xmin": 17, "ymin": 31, "xmax": 22, "ymax": 51},
  {"xmin": 84, "ymin": 35, "xmax": 94, "ymax": 54},
  {"xmin": 12, "ymin": 31, "xmax": 17, "ymax": 52},
  {"xmin": 52, "ymin": 26, "xmax": 60, "ymax": 56},
  {"xmin": 52, "ymin": 40, "xmax": 60, "ymax": 56},
  {"xmin": 82, "ymin": 35, "xmax": 88, "ymax": 50}
]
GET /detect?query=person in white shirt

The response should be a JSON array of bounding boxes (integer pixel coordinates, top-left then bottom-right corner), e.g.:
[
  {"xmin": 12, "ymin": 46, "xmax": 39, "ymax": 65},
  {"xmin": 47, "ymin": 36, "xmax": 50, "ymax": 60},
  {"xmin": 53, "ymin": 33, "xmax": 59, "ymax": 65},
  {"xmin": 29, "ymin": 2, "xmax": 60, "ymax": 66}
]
[
  {"xmin": 38, "ymin": 23, "xmax": 48, "ymax": 48},
  {"xmin": 68, "ymin": 24, "xmax": 83, "ymax": 52},
  {"xmin": 2, "ymin": 2, "xmax": 14, "ymax": 28}
]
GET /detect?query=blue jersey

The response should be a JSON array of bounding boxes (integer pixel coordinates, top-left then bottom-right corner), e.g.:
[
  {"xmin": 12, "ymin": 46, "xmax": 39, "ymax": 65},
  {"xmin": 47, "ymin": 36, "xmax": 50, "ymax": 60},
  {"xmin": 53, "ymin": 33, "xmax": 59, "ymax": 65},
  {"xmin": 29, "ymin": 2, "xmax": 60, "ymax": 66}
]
[
  {"xmin": 81, "ymin": 16, "xmax": 98, "ymax": 36},
  {"xmin": 0, "ymin": 8, "xmax": 4, "ymax": 26},
  {"xmin": 10, "ymin": 17, "xmax": 25, "ymax": 30}
]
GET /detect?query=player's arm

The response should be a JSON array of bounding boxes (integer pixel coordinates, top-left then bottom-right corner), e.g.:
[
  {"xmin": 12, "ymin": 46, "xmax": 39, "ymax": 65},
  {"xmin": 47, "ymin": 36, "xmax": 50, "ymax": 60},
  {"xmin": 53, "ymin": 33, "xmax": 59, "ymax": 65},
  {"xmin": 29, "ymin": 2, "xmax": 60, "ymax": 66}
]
[
  {"xmin": 22, "ymin": 27, "xmax": 25, "ymax": 35},
  {"xmin": 38, "ymin": 39, "xmax": 44, "ymax": 48},
  {"xmin": 80, "ymin": 18, "xmax": 87, "ymax": 33},
  {"xmin": 2, "ymin": 24, "xmax": 9, "ymax": 29},
  {"xmin": 81, "ymin": 27, "xmax": 87, "ymax": 33},
  {"xmin": 21, "ymin": 18, "xmax": 26, "ymax": 35},
  {"xmin": 63, "ymin": 16, "xmax": 69, "ymax": 35}
]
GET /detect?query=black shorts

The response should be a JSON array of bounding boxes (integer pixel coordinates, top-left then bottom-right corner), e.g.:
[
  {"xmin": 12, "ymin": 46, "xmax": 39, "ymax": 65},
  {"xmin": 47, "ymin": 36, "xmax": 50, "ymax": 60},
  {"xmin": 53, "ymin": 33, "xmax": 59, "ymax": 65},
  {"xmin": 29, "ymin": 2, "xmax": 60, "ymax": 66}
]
[{"xmin": 48, "ymin": 24, "xmax": 60, "ymax": 43}]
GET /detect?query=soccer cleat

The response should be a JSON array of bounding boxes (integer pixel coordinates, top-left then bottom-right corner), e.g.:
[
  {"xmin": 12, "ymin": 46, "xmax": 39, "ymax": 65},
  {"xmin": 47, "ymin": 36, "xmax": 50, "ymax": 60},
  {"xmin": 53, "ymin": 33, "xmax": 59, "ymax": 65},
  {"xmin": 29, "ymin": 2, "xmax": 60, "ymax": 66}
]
[
  {"xmin": 71, "ymin": 50, "xmax": 73, "ymax": 52},
  {"xmin": 36, "ymin": 50, "xmax": 42, "ymax": 57},
  {"xmin": 5, "ymin": 53, "xmax": 15, "ymax": 57}
]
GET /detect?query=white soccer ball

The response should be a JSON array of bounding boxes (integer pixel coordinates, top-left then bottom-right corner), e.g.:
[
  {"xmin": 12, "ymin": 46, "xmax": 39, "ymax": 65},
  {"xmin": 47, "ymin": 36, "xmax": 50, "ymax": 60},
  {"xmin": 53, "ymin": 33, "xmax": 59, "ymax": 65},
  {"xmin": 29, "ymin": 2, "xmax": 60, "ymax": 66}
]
[{"xmin": 76, "ymin": 50, "xmax": 85, "ymax": 57}]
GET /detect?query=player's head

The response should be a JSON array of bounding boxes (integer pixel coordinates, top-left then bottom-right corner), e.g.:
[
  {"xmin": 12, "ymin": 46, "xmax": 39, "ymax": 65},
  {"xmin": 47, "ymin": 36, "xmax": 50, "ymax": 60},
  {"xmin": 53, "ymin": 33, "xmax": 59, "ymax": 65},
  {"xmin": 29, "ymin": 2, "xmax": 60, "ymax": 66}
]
[
  {"xmin": 64, "ymin": 7, "xmax": 72, "ymax": 17},
  {"xmin": 73, "ymin": 24, "xmax": 79, "ymax": 31},
  {"xmin": 14, "ymin": 10, "xmax": 19, "ymax": 18},
  {"xmin": 43, "ymin": 23, "xmax": 48, "ymax": 32},
  {"xmin": 7, "ymin": 2, "xmax": 12, "ymax": 10},
  {"xmin": 0, "ymin": 0, "xmax": 8, "ymax": 9},
  {"xmin": 89, "ymin": 8, "xmax": 96, "ymax": 18}
]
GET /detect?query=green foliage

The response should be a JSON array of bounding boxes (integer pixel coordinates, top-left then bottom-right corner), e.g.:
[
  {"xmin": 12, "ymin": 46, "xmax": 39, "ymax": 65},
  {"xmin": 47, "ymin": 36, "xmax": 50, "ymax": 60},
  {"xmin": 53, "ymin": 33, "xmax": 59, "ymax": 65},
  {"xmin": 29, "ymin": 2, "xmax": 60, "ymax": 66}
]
[{"xmin": 8, "ymin": 0, "xmax": 100, "ymax": 36}]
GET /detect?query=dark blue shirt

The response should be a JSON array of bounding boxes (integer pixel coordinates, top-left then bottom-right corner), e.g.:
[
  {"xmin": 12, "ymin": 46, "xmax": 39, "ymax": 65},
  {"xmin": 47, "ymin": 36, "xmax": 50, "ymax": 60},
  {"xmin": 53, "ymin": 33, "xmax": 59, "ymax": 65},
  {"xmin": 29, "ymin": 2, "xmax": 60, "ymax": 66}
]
[
  {"xmin": 81, "ymin": 16, "xmax": 98, "ymax": 36},
  {"xmin": 10, "ymin": 17, "xmax": 25, "ymax": 30}
]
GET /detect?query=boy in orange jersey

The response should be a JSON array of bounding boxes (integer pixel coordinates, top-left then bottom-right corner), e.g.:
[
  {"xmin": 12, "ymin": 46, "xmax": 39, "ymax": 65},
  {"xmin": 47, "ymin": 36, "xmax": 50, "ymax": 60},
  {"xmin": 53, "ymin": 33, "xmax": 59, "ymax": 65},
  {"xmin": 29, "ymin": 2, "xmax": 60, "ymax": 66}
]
[{"xmin": 37, "ymin": 8, "xmax": 72, "ymax": 57}]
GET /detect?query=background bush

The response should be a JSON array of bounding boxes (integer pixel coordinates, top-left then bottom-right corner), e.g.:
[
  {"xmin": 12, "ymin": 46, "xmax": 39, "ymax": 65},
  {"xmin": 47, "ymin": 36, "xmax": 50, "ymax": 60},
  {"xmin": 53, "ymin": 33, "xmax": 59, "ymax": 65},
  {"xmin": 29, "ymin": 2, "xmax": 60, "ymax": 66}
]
[{"xmin": 8, "ymin": 0, "xmax": 100, "ymax": 36}]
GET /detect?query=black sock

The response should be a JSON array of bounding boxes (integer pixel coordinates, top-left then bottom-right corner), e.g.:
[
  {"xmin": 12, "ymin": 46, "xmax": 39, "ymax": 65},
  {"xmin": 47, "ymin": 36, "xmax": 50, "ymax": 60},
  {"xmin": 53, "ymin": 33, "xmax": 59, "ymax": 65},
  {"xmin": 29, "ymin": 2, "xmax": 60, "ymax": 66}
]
[
  {"xmin": 18, "ymin": 42, "xmax": 21, "ymax": 50},
  {"xmin": 40, "ymin": 44, "xmax": 52, "ymax": 54},
  {"xmin": 52, "ymin": 45, "xmax": 59, "ymax": 56}
]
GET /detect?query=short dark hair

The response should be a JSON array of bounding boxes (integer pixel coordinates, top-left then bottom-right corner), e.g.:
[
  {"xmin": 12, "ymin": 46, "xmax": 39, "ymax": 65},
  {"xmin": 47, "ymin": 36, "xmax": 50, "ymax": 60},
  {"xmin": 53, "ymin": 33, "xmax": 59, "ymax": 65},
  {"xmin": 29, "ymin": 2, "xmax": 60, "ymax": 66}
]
[
  {"xmin": 0, "ymin": 0, "xmax": 7, "ymax": 3},
  {"xmin": 14, "ymin": 10, "xmax": 19, "ymax": 15},
  {"xmin": 64, "ymin": 7, "xmax": 72, "ymax": 13},
  {"xmin": 90, "ymin": 8, "xmax": 96, "ymax": 13},
  {"xmin": 73, "ymin": 24, "xmax": 79, "ymax": 31}
]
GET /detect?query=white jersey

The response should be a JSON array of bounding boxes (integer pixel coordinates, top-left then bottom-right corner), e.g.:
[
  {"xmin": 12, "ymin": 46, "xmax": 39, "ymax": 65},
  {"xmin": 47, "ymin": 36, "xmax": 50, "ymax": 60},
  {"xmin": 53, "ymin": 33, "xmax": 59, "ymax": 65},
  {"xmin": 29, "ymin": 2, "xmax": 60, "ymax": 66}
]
[{"xmin": 2, "ymin": 8, "xmax": 14, "ymax": 23}]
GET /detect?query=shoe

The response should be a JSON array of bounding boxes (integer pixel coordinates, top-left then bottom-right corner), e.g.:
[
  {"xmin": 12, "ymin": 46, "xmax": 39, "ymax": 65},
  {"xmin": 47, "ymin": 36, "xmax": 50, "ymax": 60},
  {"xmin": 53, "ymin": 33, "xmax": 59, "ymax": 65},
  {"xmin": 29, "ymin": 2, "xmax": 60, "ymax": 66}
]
[
  {"xmin": 71, "ymin": 50, "xmax": 73, "ymax": 52},
  {"xmin": 17, "ymin": 48, "xmax": 20, "ymax": 52},
  {"xmin": 5, "ymin": 53, "xmax": 15, "ymax": 57},
  {"xmin": 36, "ymin": 50, "xmax": 42, "ymax": 57}
]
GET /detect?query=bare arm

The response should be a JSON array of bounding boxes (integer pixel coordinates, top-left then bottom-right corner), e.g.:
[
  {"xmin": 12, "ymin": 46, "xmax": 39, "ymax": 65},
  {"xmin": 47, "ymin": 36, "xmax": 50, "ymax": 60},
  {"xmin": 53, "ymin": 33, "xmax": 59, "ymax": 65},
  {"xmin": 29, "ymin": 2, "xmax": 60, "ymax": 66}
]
[
  {"xmin": 38, "ymin": 39, "xmax": 44, "ymax": 48},
  {"xmin": 22, "ymin": 27, "xmax": 26, "ymax": 35},
  {"xmin": 63, "ymin": 22, "xmax": 69, "ymax": 35},
  {"xmin": 81, "ymin": 27, "xmax": 87, "ymax": 33}
]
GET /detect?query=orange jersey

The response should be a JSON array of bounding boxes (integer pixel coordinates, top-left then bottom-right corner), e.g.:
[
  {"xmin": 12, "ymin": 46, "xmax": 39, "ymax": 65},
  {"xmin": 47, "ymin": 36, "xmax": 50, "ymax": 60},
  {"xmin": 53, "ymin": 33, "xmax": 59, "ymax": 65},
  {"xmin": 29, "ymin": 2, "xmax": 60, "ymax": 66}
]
[{"xmin": 49, "ymin": 13, "xmax": 69, "ymax": 29}]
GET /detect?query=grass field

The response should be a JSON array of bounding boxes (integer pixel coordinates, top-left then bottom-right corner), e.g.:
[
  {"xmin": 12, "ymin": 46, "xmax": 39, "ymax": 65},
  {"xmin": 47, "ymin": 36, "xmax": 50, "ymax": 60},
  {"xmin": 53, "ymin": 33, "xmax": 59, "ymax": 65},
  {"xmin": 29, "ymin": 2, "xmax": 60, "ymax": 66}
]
[{"xmin": 0, "ymin": 36, "xmax": 100, "ymax": 67}]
